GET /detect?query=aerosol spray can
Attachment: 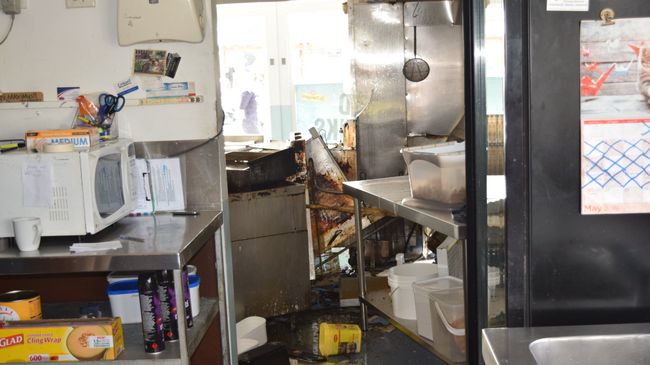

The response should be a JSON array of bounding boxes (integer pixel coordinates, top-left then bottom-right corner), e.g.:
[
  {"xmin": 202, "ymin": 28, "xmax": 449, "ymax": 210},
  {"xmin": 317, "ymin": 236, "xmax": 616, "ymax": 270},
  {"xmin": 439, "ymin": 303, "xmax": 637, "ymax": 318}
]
[
  {"xmin": 138, "ymin": 272, "xmax": 165, "ymax": 353},
  {"xmin": 156, "ymin": 270, "xmax": 179, "ymax": 341},
  {"xmin": 182, "ymin": 266, "xmax": 193, "ymax": 328}
]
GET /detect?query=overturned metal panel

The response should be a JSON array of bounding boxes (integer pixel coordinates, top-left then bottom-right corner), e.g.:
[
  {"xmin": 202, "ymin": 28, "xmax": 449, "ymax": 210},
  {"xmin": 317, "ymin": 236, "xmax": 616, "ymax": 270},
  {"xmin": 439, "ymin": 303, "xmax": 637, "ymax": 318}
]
[
  {"xmin": 305, "ymin": 132, "xmax": 356, "ymax": 252},
  {"xmin": 350, "ymin": 2, "xmax": 407, "ymax": 179},
  {"xmin": 404, "ymin": 1, "xmax": 464, "ymax": 137}
]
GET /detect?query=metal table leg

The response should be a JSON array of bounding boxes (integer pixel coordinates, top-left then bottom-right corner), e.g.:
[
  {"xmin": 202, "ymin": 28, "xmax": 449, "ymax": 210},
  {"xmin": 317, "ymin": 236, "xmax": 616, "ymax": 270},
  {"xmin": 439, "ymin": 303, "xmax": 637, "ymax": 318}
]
[{"xmin": 354, "ymin": 197, "xmax": 368, "ymax": 331}]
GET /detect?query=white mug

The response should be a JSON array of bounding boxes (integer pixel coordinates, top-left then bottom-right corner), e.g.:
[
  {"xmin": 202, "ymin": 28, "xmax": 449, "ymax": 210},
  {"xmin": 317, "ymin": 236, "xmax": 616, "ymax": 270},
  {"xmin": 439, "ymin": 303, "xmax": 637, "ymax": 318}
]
[{"xmin": 13, "ymin": 217, "xmax": 42, "ymax": 252}]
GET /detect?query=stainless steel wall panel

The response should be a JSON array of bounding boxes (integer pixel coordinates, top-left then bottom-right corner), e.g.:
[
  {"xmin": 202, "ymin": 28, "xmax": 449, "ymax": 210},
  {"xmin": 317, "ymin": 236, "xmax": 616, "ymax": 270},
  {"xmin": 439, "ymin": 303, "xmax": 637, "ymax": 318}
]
[
  {"xmin": 350, "ymin": 2, "xmax": 407, "ymax": 179},
  {"xmin": 135, "ymin": 139, "xmax": 222, "ymax": 211},
  {"xmin": 404, "ymin": 2, "xmax": 464, "ymax": 137}
]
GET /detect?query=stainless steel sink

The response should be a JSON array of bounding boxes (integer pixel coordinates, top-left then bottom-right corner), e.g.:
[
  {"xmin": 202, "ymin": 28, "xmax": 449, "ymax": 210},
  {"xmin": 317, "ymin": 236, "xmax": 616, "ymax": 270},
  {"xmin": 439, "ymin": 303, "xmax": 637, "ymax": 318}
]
[
  {"xmin": 482, "ymin": 323, "xmax": 650, "ymax": 365},
  {"xmin": 529, "ymin": 334, "xmax": 650, "ymax": 365}
]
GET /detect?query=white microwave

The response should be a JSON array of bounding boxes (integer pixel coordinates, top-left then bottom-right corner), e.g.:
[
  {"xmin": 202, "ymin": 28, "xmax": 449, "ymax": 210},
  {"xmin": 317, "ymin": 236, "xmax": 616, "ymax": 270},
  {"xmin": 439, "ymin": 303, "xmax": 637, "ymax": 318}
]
[{"xmin": 0, "ymin": 139, "xmax": 136, "ymax": 237}]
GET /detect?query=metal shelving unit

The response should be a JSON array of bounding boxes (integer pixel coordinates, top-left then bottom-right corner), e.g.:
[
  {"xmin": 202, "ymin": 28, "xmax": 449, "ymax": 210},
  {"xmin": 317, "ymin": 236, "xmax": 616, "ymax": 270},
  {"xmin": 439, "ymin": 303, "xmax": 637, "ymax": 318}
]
[
  {"xmin": 343, "ymin": 176, "xmax": 467, "ymax": 364},
  {"xmin": 0, "ymin": 211, "xmax": 224, "ymax": 365}
]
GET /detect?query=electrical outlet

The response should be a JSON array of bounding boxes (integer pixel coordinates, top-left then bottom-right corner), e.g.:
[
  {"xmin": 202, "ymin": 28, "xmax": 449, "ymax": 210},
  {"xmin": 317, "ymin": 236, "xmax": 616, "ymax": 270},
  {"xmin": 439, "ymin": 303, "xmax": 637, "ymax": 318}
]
[
  {"xmin": 65, "ymin": 0, "xmax": 95, "ymax": 8},
  {"xmin": 1, "ymin": 0, "xmax": 21, "ymax": 14}
]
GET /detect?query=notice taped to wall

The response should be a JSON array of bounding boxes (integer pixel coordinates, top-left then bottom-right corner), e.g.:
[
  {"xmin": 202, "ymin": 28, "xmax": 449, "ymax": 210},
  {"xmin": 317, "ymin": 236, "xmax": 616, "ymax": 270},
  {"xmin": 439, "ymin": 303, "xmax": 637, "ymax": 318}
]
[
  {"xmin": 580, "ymin": 18, "xmax": 650, "ymax": 214},
  {"xmin": 547, "ymin": 0, "xmax": 588, "ymax": 12}
]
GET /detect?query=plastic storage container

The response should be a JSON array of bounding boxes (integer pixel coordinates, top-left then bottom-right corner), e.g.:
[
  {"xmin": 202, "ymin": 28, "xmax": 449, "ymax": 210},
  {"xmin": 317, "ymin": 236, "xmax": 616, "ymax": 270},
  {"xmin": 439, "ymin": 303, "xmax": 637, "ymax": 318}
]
[
  {"xmin": 429, "ymin": 285, "xmax": 465, "ymax": 362},
  {"xmin": 236, "ymin": 316, "xmax": 268, "ymax": 355},
  {"xmin": 318, "ymin": 323, "xmax": 362, "ymax": 356},
  {"xmin": 412, "ymin": 276, "xmax": 463, "ymax": 340},
  {"xmin": 107, "ymin": 275, "xmax": 200, "ymax": 324},
  {"xmin": 107, "ymin": 279, "xmax": 142, "ymax": 324},
  {"xmin": 401, "ymin": 142, "xmax": 465, "ymax": 206},
  {"xmin": 189, "ymin": 274, "xmax": 200, "ymax": 316},
  {"xmin": 387, "ymin": 263, "xmax": 438, "ymax": 320}
]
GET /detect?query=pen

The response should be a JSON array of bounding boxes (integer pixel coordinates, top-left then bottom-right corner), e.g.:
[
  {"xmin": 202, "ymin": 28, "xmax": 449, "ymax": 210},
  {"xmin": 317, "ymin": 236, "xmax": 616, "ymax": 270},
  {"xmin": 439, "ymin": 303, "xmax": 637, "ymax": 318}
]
[
  {"xmin": 119, "ymin": 235, "xmax": 145, "ymax": 242},
  {"xmin": 0, "ymin": 147, "xmax": 18, "ymax": 153},
  {"xmin": 172, "ymin": 211, "xmax": 199, "ymax": 216}
]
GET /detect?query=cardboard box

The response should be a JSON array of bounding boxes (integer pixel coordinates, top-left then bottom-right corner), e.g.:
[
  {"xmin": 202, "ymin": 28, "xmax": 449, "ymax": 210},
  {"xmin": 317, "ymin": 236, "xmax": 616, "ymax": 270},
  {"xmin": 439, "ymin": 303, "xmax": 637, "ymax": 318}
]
[
  {"xmin": 0, "ymin": 318, "xmax": 124, "ymax": 362},
  {"xmin": 25, "ymin": 128, "xmax": 100, "ymax": 152}
]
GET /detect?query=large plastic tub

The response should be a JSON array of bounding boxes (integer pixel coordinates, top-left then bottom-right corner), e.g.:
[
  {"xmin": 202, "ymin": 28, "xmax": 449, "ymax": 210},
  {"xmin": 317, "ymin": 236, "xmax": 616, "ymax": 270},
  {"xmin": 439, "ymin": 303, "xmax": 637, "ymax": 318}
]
[
  {"xmin": 429, "ymin": 285, "xmax": 466, "ymax": 362},
  {"xmin": 107, "ymin": 279, "xmax": 141, "ymax": 324},
  {"xmin": 387, "ymin": 263, "xmax": 438, "ymax": 320},
  {"xmin": 412, "ymin": 276, "xmax": 463, "ymax": 340},
  {"xmin": 401, "ymin": 142, "xmax": 465, "ymax": 205},
  {"xmin": 107, "ymin": 275, "xmax": 200, "ymax": 324}
]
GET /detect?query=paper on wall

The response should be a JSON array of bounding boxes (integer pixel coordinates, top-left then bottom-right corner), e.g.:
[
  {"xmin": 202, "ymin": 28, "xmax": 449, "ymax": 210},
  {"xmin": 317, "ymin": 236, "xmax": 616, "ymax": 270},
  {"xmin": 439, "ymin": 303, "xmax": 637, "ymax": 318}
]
[
  {"xmin": 22, "ymin": 162, "xmax": 53, "ymax": 208},
  {"xmin": 132, "ymin": 158, "xmax": 185, "ymax": 213},
  {"xmin": 547, "ymin": 0, "xmax": 588, "ymax": 12},
  {"xmin": 580, "ymin": 18, "xmax": 650, "ymax": 214}
]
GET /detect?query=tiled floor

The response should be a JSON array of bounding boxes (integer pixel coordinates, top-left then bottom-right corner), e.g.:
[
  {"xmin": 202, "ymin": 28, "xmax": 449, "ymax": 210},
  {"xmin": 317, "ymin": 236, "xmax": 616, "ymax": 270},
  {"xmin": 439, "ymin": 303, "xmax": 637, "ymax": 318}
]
[{"xmin": 266, "ymin": 307, "xmax": 447, "ymax": 365}]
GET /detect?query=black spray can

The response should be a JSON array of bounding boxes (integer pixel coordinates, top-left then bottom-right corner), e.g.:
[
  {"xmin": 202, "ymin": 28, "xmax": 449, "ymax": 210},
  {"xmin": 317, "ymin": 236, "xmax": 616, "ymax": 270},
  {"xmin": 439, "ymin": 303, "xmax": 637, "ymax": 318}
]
[
  {"xmin": 138, "ymin": 272, "xmax": 166, "ymax": 353},
  {"xmin": 156, "ymin": 270, "xmax": 179, "ymax": 341},
  {"xmin": 182, "ymin": 266, "xmax": 194, "ymax": 328}
]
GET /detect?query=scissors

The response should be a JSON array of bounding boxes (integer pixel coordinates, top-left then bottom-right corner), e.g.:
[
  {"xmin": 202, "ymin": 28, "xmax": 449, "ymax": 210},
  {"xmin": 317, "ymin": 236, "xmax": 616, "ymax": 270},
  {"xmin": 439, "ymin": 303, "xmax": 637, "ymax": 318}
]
[{"xmin": 98, "ymin": 93, "xmax": 125, "ymax": 118}]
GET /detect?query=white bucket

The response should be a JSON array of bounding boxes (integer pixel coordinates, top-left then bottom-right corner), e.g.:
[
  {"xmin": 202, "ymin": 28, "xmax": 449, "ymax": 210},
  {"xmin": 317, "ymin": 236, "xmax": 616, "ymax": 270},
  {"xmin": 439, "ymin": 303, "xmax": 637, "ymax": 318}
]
[
  {"xmin": 236, "ymin": 316, "xmax": 267, "ymax": 355},
  {"xmin": 388, "ymin": 262, "xmax": 438, "ymax": 320}
]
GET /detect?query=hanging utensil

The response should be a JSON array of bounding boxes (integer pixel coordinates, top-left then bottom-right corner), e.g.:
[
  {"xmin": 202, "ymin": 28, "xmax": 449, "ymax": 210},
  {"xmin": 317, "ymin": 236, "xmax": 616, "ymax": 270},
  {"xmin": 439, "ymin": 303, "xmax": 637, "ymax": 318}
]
[{"xmin": 403, "ymin": 25, "xmax": 430, "ymax": 83}]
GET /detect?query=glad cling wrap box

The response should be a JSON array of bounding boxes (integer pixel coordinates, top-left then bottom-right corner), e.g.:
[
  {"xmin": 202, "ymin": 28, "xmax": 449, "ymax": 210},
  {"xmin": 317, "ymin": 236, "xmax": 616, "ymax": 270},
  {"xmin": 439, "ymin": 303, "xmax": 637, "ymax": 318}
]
[{"xmin": 0, "ymin": 318, "xmax": 124, "ymax": 362}]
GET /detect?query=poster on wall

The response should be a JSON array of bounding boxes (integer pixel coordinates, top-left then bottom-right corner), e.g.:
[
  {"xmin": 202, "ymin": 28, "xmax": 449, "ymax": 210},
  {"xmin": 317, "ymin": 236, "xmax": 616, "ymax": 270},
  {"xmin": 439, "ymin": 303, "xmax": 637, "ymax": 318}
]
[
  {"xmin": 295, "ymin": 83, "xmax": 350, "ymax": 143},
  {"xmin": 580, "ymin": 18, "xmax": 650, "ymax": 214}
]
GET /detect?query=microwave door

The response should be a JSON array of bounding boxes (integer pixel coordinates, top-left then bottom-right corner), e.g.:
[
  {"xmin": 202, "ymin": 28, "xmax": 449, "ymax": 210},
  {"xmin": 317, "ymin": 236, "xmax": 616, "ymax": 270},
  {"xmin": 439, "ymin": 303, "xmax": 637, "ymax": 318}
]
[
  {"xmin": 83, "ymin": 139, "xmax": 135, "ymax": 234},
  {"xmin": 95, "ymin": 154, "xmax": 125, "ymax": 218}
]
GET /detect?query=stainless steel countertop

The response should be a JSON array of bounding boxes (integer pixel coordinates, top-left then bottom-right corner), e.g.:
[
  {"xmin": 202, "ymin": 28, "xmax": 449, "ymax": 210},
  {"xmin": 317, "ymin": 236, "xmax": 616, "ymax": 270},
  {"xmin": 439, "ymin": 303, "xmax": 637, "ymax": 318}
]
[
  {"xmin": 343, "ymin": 176, "xmax": 466, "ymax": 239},
  {"xmin": 0, "ymin": 211, "xmax": 223, "ymax": 275},
  {"xmin": 482, "ymin": 322, "xmax": 650, "ymax": 365}
]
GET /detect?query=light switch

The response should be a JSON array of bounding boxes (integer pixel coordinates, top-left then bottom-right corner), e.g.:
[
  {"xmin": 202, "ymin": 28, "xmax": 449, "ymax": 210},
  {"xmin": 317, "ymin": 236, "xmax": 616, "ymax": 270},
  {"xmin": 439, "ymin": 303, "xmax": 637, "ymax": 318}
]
[{"xmin": 66, "ymin": 0, "xmax": 95, "ymax": 8}]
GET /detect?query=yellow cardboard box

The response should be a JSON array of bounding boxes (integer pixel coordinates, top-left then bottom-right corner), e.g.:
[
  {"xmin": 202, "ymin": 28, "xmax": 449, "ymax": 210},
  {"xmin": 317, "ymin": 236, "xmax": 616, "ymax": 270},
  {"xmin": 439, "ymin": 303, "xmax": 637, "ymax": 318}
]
[
  {"xmin": 25, "ymin": 128, "xmax": 100, "ymax": 152},
  {"xmin": 0, "ymin": 318, "xmax": 123, "ymax": 362}
]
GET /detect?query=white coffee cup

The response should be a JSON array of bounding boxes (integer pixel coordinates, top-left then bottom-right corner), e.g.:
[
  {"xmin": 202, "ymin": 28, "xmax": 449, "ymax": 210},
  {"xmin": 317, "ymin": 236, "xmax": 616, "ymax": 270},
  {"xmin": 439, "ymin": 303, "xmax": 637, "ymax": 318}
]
[{"xmin": 12, "ymin": 217, "xmax": 42, "ymax": 252}]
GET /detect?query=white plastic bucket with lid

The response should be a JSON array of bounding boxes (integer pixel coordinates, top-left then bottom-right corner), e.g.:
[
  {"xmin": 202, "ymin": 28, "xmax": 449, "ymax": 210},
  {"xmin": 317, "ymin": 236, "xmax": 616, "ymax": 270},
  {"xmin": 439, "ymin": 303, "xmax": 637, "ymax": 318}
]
[
  {"xmin": 412, "ymin": 276, "xmax": 463, "ymax": 340},
  {"xmin": 388, "ymin": 262, "xmax": 438, "ymax": 320}
]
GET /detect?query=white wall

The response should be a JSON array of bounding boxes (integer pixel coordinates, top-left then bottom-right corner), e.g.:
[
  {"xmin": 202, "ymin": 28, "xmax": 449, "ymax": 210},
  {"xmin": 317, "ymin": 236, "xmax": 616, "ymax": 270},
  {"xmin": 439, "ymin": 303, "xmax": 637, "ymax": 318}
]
[{"xmin": 0, "ymin": 0, "xmax": 218, "ymax": 141}]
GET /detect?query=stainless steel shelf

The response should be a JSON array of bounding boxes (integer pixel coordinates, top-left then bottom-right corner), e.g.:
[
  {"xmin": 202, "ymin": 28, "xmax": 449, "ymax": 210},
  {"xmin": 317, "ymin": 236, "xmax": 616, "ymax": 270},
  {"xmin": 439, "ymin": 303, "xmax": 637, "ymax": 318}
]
[
  {"xmin": 363, "ymin": 288, "xmax": 465, "ymax": 365},
  {"xmin": 5, "ymin": 298, "xmax": 219, "ymax": 365},
  {"xmin": 343, "ymin": 177, "xmax": 466, "ymax": 239},
  {"xmin": 0, "ymin": 211, "xmax": 223, "ymax": 275}
]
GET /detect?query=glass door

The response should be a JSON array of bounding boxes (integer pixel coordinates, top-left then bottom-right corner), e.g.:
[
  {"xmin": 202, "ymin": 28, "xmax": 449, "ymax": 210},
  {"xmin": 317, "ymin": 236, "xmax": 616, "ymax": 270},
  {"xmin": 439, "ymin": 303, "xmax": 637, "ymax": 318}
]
[
  {"xmin": 217, "ymin": 0, "xmax": 350, "ymax": 142},
  {"xmin": 217, "ymin": 3, "xmax": 276, "ymax": 138},
  {"xmin": 282, "ymin": 1, "xmax": 351, "ymax": 143},
  {"xmin": 484, "ymin": 0, "xmax": 506, "ymax": 328}
]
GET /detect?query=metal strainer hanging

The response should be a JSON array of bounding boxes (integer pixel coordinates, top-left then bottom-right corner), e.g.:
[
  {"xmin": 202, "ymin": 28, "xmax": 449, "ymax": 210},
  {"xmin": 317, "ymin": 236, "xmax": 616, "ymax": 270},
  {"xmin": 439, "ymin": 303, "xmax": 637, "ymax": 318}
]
[{"xmin": 403, "ymin": 25, "xmax": 430, "ymax": 82}]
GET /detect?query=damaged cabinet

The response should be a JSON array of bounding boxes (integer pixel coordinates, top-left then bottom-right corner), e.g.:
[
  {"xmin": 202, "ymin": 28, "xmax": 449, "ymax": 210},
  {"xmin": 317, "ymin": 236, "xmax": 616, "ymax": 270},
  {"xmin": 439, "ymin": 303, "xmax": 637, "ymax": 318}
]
[{"xmin": 229, "ymin": 184, "xmax": 311, "ymax": 319}]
